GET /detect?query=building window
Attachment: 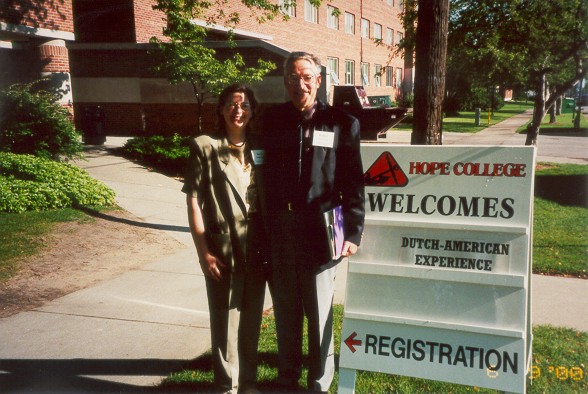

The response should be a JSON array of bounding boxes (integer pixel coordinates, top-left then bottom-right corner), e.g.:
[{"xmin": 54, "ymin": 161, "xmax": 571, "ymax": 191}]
[
  {"xmin": 386, "ymin": 28, "xmax": 394, "ymax": 46},
  {"xmin": 374, "ymin": 23, "xmax": 382, "ymax": 41},
  {"xmin": 397, "ymin": 31, "xmax": 404, "ymax": 44},
  {"xmin": 361, "ymin": 62, "xmax": 369, "ymax": 86},
  {"xmin": 374, "ymin": 64, "xmax": 382, "ymax": 87},
  {"xmin": 345, "ymin": 12, "xmax": 355, "ymax": 34},
  {"xmin": 396, "ymin": 67, "xmax": 403, "ymax": 89},
  {"xmin": 327, "ymin": 57, "xmax": 339, "ymax": 85},
  {"xmin": 279, "ymin": 0, "xmax": 295, "ymax": 17},
  {"xmin": 304, "ymin": 0, "xmax": 318, "ymax": 23},
  {"xmin": 345, "ymin": 60, "xmax": 355, "ymax": 85},
  {"xmin": 386, "ymin": 66, "xmax": 393, "ymax": 87},
  {"xmin": 327, "ymin": 5, "xmax": 339, "ymax": 29},
  {"xmin": 397, "ymin": 0, "xmax": 404, "ymax": 10},
  {"xmin": 387, "ymin": 0, "xmax": 394, "ymax": 5},
  {"xmin": 361, "ymin": 18, "xmax": 369, "ymax": 38}
]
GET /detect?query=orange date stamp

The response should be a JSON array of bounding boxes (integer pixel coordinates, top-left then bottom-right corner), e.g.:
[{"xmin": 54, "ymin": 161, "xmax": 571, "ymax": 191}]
[{"xmin": 530, "ymin": 365, "xmax": 584, "ymax": 381}]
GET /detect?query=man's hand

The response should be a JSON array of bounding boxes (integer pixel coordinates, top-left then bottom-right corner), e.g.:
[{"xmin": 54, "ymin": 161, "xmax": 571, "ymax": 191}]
[
  {"xmin": 200, "ymin": 253, "xmax": 227, "ymax": 282},
  {"xmin": 341, "ymin": 241, "xmax": 358, "ymax": 257}
]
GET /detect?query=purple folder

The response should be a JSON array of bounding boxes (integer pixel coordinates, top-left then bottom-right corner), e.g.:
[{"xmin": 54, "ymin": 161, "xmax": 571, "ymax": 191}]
[{"xmin": 324, "ymin": 205, "xmax": 345, "ymax": 260}]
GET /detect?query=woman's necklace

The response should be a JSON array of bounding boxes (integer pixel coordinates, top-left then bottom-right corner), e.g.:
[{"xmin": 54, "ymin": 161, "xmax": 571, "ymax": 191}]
[
  {"xmin": 228, "ymin": 140, "xmax": 250, "ymax": 170},
  {"xmin": 228, "ymin": 140, "xmax": 245, "ymax": 148}
]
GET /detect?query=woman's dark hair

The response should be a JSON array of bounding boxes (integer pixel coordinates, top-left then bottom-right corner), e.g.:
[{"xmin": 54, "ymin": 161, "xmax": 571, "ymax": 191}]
[{"xmin": 216, "ymin": 83, "xmax": 258, "ymax": 133}]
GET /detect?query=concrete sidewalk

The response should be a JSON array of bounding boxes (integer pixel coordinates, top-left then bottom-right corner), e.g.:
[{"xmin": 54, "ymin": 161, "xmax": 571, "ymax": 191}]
[
  {"xmin": 378, "ymin": 109, "xmax": 588, "ymax": 164},
  {"xmin": 0, "ymin": 110, "xmax": 586, "ymax": 392}
]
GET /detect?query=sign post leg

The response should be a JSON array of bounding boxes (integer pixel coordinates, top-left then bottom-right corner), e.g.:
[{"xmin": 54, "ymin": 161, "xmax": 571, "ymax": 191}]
[{"xmin": 338, "ymin": 367, "xmax": 357, "ymax": 393}]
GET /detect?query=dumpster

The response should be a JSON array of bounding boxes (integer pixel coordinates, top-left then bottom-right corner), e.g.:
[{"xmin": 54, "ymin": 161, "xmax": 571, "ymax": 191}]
[
  {"xmin": 368, "ymin": 95, "xmax": 393, "ymax": 107},
  {"xmin": 333, "ymin": 86, "xmax": 407, "ymax": 140},
  {"xmin": 81, "ymin": 105, "xmax": 106, "ymax": 145}
]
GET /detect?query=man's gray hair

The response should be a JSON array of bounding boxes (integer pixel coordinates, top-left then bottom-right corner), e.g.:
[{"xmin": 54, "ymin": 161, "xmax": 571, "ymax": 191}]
[{"xmin": 284, "ymin": 51, "xmax": 322, "ymax": 76}]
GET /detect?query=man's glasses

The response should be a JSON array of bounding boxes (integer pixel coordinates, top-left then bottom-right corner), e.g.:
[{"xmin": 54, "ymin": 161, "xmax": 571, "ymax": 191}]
[
  {"xmin": 225, "ymin": 102, "xmax": 251, "ymax": 111},
  {"xmin": 287, "ymin": 73, "xmax": 317, "ymax": 86}
]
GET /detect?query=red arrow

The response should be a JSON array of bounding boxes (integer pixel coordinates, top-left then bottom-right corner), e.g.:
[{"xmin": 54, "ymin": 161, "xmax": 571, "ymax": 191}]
[{"xmin": 344, "ymin": 332, "xmax": 362, "ymax": 353}]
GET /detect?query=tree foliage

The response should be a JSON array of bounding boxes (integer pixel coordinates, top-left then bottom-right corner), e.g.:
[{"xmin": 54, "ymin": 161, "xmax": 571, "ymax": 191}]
[
  {"xmin": 0, "ymin": 81, "xmax": 83, "ymax": 160},
  {"xmin": 150, "ymin": 0, "xmax": 278, "ymax": 133},
  {"xmin": 447, "ymin": 0, "xmax": 587, "ymax": 144}
]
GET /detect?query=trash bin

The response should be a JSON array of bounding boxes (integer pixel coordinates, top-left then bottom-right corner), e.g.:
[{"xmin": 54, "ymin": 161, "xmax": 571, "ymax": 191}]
[
  {"xmin": 562, "ymin": 98, "xmax": 575, "ymax": 114},
  {"xmin": 81, "ymin": 105, "xmax": 106, "ymax": 145}
]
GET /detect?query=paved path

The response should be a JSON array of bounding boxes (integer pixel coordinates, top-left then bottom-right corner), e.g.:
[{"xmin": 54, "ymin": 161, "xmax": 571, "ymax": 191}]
[
  {"xmin": 379, "ymin": 109, "xmax": 588, "ymax": 164},
  {"xmin": 0, "ymin": 110, "xmax": 586, "ymax": 392}
]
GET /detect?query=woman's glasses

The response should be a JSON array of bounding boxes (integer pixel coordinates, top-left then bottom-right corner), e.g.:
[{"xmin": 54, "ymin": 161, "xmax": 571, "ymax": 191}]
[{"xmin": 225, "ymin": 102, "xmax": 251, "ymax": 111}]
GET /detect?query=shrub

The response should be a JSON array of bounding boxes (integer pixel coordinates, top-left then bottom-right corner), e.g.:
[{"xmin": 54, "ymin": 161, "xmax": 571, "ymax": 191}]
[
  {"xmin": 0, "ymin": 81, "xmax": 84, "ymax": 160},
  {"xmin": 445, "ymin": 87, "xmax": 505, "ymax": 115},
  {"xmin": 0, "ymin": 153, "xmax": 116, "ymax": 213},
  {"xmin": 397, "ymin": 93, "xmax": 414, "ymax": 108},
  {"xmin": 122, "ymin": 133, "xmax": 190, "ymax": 176}
]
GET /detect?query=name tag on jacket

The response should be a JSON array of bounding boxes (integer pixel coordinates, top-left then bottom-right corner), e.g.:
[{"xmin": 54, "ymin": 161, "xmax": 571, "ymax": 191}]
[
  {"xmin": 312, "ymin": 129, "xmax": 335, "ymax": 148},
  {"xmin": 251, "ymin": 149, "xmax": 265, "ymax": 165}
]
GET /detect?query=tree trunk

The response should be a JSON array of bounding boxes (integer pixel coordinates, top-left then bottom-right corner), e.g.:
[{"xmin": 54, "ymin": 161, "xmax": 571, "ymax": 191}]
[
  {"xmin": 411, "ymin": 0, "xmax": 450, "ymax": 145},
  {"xmin": 525, "ymin": 72, "xmax": 547, "ymax": 146},
  {"xmin": 555, "ymin": 95, "xmax": 562, "ymax": 116},
  {"xmin": 574, "ymin": 78, "xmax": 584, "ymax": 129},
  {"xmin": 548, "ymin": 102, "xmax": 556, "ymax": 123},
  {"xmin": 192, "ymin": 83, "xmax": 204, "ymax": 136},
  {"xmin": 195, "ymin": 101, "xmax": 203, "ymax": 135},
  {"xmin": 547, "ymin": 87, "xmax": 557, "ymax": 123},
  {"xmin": 526, "ymin": 52, "xmax": 586, "ymax": 144}
]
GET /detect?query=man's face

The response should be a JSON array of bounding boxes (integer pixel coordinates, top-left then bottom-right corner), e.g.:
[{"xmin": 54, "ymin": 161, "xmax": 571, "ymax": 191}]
[{"xmin": 285, "ymin": 59, "xmax": 322, "ymax": 111}]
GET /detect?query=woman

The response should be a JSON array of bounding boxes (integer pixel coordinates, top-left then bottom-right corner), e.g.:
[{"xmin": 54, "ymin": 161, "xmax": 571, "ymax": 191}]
[{"xmin": 182, "ymin": 83, "xmax": 267, "ymax": 393}]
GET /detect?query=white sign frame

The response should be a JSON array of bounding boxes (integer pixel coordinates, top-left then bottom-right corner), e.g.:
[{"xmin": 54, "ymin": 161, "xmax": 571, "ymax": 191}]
[{"xmin": 339, "ymin": 145, "xmax": 536, "ymax": 393}]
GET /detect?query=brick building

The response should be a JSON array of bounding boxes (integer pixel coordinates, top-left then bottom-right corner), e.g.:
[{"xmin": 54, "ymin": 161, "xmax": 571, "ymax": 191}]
[
  {"xmin": 0, "ymin": 1, "xmax": 75, "ymax": 106},
  {"xmin": 230, "ymin": 0, "xmax": 409, "ymax": 100},
  {"xmin": 1, "ymin": 0, "xmax": 409, "ymax": 136}
]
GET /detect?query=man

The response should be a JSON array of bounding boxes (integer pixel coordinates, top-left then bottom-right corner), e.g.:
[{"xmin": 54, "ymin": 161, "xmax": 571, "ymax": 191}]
[{"xmin": 262, "ymin": 51, "xmax": 365, "ymax": 392}]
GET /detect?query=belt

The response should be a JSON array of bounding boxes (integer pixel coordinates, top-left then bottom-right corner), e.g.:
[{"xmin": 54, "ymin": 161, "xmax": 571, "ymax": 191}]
[
  {"xmin": 277, "ymin": 200, "xmax": 312, "ymax": 213},
  {"xmin": 282, "ymin": 202, "xmax": 315, "ymax": 215},
  {"xmin": 275, "ymin": 202, "xmax": 297, "ymax": 212}
]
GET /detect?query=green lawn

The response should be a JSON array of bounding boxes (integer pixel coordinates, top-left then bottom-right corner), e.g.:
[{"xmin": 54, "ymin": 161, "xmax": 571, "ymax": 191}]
[
  {"xmin": 394, "ymin": 101, "xmax": 535, "ymax": 133},
  {"xmin": 534, "ymin": 197, "xmax": 588, "ymax": 277},
  {"xmin": 0, "ymin": 208, "xmax": 90, "ymax": 281},
  {"xmin": 517, "ymin": 111, "xmax": 588, "ymax": 133},
  {"xmin": 533, "ymin": 163, "xmax": 588, "ymax": 277},
  {"xmin": 161, "ymin": 306, "xmax": 588, "ymax": 393},
  {"xmin": 444, "ymin": 101, "xmax": 535, "ymax": 133}
]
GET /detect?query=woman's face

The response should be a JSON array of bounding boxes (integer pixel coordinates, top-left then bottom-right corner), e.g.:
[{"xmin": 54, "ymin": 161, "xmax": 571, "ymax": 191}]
[{"xmin": 222, "ymin": 92, "xmax": 252, "ymax": 134}]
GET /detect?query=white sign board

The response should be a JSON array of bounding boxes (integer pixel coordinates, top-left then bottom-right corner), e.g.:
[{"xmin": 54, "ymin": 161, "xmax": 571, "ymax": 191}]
[{"xmin": 339, "ymin": 145, "xmax": 536, "ymax": 393}]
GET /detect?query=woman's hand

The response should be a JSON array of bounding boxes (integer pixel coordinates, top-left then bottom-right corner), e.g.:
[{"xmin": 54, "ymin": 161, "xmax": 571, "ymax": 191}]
[{"xmin": 200, "ymin": 253, "xmax": 227, "ymax": 282}]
